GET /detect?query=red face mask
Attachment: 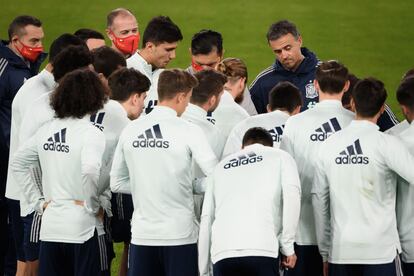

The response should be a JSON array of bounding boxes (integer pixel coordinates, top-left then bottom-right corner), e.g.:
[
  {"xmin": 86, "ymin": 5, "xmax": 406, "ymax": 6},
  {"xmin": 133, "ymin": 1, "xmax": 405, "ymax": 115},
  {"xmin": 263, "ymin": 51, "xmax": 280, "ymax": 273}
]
[
  {"xmin": 111, "ymin": 32, "xmax": 140, "ymax": 55},
  {"xmin": 16, "ymin": 40, "xmax": 43, "ymax": 62},
  {"xmin": 191, "ymin": 58, "xmax": 204, "ymax": 72}
]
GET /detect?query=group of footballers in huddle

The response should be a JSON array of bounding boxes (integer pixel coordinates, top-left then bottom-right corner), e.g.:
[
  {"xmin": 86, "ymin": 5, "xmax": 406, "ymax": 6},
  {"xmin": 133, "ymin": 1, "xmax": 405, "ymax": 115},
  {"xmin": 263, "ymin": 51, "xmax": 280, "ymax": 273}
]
[{"xmin": 1, "ymin": 6, "xmax": 414, "ymax": 276}]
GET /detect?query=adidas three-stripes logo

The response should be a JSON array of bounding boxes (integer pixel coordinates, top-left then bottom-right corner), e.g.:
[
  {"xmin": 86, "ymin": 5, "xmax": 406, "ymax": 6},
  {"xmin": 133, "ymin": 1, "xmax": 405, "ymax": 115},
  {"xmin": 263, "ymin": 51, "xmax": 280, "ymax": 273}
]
[
  {"xmin": 268, "ymin": 125, "xmax": 284, "ymax": 142},
  {"xmin": 224, "ymin": 151, "xmax": 263, "ymax": 169},
  {"xmin": 132, "ymin": 124, "xmax": 170, "ymax": 148},
  {"xmin": 335, "ymin": 139, "xmax": 369, "ymax": 165},
  {"xmin": 43, "ymin": 128, "xmax": 70, "ymax": 153},
  {"xmin": 90, "ymin": 112, "xmax": 105, "ymax": 131},
  {"xmin": 310, "ymin": 118, "xmax": 341, "ymax": 141}
]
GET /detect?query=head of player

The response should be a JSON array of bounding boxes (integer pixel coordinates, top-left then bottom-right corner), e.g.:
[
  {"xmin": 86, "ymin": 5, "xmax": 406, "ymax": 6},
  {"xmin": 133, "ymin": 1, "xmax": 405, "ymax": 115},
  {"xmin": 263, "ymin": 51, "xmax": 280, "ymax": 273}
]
[
  {"xmin": 109, "ymin": 68, "xmax": 150, "ymax": 119},
  {"xmin": 351, "ymin": 78, "xmax": 387, "ymax": 122},
  {"xmin": 91, "ymin": 46, "xmax": 126, "ymax": 86},
  {"xmin": 7, "ymin": 15, "xmax": 45, "ymax": 63},
  {"xmin": 139, "ymin": 16, "xmax": 183, "ymax": 69},
  {"xmin": 74, "ymin": 28, "xmax": 106, "ymax": 50},
  {"xmin": 267, "ymin": 81, "xmax": 302, "ymax": 115},
  {"xmin": 191, "ymin": 70, "xmax": 227, "ymax": 112},
  {"xmin": 242, "ymin": 127, "xmax": 274, "ymax": 148},
  {"xmin": 52, "ymin": 45, "xmax": 93, "ymax": 83},
  {"xmin": 397, "ymin": 77, "xmax": 414, "ymax": 123},
  {"xmin": 314, "ymin": 60, "xmax": 350, "ymax": 101},
  {"xmin": 266, "ymin": 20, "xmax": 305, "ymax": 72},
  {"xmin": 157, "ymin": 69, "xmax": 198, "ymax": 116},
  {"xmin": 216, "ymin": 57, "xmax": 248, "ymax": 103},
  {"xmin": 190, "ymin": 29, "xmax": 223, "ymax": 72},
  {"xmin": 106, "ymin": 8, "xmax": 139, "ymax": 57}
]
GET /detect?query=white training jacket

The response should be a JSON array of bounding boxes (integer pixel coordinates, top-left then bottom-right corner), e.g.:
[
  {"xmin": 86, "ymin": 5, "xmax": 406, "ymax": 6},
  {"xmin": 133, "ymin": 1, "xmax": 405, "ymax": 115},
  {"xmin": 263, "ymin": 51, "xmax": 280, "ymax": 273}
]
[
  {"xmin": 127, "ymin": 52, "xmax": 162, "ymax": 115},
  {"xmin": 6, "ymin": 69, "xmax": 55, "ymax": 216},
  {"xmin": 396, "ymin": 122, "xmax": 414, "ymax": 263},
  {"xmin": 386, "ymin": 119, "xmax": 409, "ymax": 136},
  {"xmin": 90, "ymin": 100, "xmax": 130, "ymax": 218},
  {"xmin": 198, "ymin": 143, "xmax": 301, "ymax": 276},
  {"xmin": 208, "ymin": 90, "xmax": 249, "ymax": 140},
  {"xmin": 110, "ymin": 106, "xmax": 218, "ymax": 246},
  {"xmin": 223, "ymin": 110, "xmax": 289, "ymax": 157},
  {"xmin": 312, "ymin": 120, "xmax": 414, "ymax": 264},
  {"xmin": 280, "ymin": 99, "xmax": 354, "ymax": 245},
  {"xmin": 11, "ymin": 117, "xmax": 105, "ymax": 243}
]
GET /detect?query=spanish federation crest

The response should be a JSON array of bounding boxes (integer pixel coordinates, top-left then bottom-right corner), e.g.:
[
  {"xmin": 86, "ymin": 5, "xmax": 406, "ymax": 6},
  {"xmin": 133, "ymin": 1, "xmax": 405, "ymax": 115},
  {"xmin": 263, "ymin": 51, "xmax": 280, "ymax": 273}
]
[{"xmin": 305, "ymin": 82, "xmax": 318, "ymax": 99}]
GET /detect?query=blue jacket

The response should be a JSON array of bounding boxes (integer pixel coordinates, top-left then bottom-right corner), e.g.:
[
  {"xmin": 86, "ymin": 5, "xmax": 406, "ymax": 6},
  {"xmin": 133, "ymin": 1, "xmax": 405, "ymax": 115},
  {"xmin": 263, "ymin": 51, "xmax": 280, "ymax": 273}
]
[
  {"xmin": 0, "ymin": 40, "xmax": 46, "ymax": 199},
  {"xmin": 250, "ymin": 47, "xmax": 319, "ymax": 114}
]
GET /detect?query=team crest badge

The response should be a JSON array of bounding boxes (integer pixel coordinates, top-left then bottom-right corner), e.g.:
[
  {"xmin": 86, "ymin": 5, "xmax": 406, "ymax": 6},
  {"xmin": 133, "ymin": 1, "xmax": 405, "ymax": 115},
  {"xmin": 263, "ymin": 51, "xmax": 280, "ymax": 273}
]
[{"xmin": 305, "ymin": 82, "xmax": 318, "ymax": 99}]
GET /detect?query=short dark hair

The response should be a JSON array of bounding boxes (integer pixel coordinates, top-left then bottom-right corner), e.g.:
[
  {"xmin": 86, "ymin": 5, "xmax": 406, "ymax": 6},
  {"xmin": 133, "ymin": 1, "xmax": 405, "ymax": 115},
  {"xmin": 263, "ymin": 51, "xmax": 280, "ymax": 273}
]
[
  {"xmin": 216, "ymin": 58, "xmax": 248, "ymax": 83},
  {"xmin": 316, "ymin": 60, "xmax": 349, "ymax": 94},
  {"xmin": 242, "ymin": 127, "xmax": 273, "ymax": 147},
  {"xmin": 50, "ymin": 69, "xmax": 108, "ymax": 119},
  {"xmin": 49, "ymin": 34, "xmax": 86, "ymax": 64},
  {"xmin": 191, "ymin": 29, "xmax": 223, "ymax": 55},
  {"xmin": 266, "ymin": 20, "xmax": 299, "ymax": 42},
  {"xmin": 92, "ymin": 46, "xmax": 126, "ymax": 78},
  {"xmin": 52, "ymin": 45, "xmax": 92, "ymax": 82},
  {"xmin": 191, "ymin": 70, "xmax": 227, "ymax": 105},
  {"xmin": 352, "ymin": 78, "xmax": 387, "ymax": 118},
  {"xmin": 109, "ymin": 68, "xmax": 151, "ymax": 102},
  {"xmin": 402, "ymin": 68, "xmax": 414, "ymax": 81},
  {"xmin": 8, "ymin": 15, "xmax": 42, "ymax": 40},
  {"xmin": 342, "ymin": 73, "xmax": 360, "ymax": 108},
  {"xmin": 397, "ymin": 77, "xmax": 414, "ymax": 111},
  {"xmin": 106, "ymin": 8, "xmax": 134, "ymax": 28},
  {"xmin": 268, "ymin": 81, "xmax": 302, "ymax": 113},
  {"xmin": 158, "ymin": 69, "xmax": 198, "ymax": 101},
  {"xmin": 74, "ymin": 28, "xmax": 105, "ymax": 41},
  {"xmin": 142, "ymin": 16, "xmax": 183, "ymax": 46}
]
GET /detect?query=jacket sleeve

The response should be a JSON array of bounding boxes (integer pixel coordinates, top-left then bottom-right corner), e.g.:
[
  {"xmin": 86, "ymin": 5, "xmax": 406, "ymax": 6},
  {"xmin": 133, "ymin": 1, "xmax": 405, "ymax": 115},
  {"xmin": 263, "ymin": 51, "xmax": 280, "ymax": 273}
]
[
  {"xmin": 279, "ymin": 153, "xmax": 301, "ymax": 256},
  {"xmin": 198, "ymin": 176, "xmax": 215, "ymax": 276},
  {"xmin": 311, "ymin": 151, "xmax": 331, "ymax": 262},
  {"xmin": 110, "ymin": 132, "xmax": 131, "ymax": 194},
  {"xmin": 81, "ymin": 129, "xmax": 106, "ymax": 215},
  {"xmin": 249, "ymin": 77, "xmax": 267, "ymax": 114},
  {"xmin": 377, "ymin": 104, "xmax": 399, "ymax": 132}
]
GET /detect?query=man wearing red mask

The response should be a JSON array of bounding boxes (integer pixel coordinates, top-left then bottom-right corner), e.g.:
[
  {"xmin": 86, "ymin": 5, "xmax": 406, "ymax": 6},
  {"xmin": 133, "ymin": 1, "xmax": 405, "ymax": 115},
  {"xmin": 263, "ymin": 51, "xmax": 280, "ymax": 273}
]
[
  {"xmin": 0, "ymin": 15, "xmax": 45, "ymax": 276},
  {"xmin": 106, "ymin": 8, "xmax": 139, "ymax": 58}
]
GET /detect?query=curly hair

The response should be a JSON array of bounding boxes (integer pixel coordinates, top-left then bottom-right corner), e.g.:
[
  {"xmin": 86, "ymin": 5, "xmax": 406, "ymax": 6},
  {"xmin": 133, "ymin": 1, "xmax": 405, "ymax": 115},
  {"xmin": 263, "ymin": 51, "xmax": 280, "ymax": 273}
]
[{"xmin": 50, "ymin": 69, "xmax": 108, "ymax": 119}]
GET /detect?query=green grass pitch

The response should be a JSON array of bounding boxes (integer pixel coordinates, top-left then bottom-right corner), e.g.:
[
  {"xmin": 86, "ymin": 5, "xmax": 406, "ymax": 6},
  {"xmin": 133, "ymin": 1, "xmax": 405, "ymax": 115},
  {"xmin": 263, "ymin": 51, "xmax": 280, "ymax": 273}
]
[{"xmin": 1, "ymin": 0, "xmax": 413, "ymax": 273}]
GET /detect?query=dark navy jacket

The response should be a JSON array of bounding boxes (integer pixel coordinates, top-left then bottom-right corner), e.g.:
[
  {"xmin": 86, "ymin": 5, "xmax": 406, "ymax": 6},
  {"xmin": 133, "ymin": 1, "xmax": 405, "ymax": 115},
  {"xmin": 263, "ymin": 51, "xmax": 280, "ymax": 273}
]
[
  {"xmin": 250, "ymin": 47, "xmax": 319, "ymax": 114},
  {"xmin": 0, "ymin": 40, "xmax": 46, "ymax": 199},
  {"xmin": 249, "ymin": 47, "xmax": 398, "ymax": 131}
]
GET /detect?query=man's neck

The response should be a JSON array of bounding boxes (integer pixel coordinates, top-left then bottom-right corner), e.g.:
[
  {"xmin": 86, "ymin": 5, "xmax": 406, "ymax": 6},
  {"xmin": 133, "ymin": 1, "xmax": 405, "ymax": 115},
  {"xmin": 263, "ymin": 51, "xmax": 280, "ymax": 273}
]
[
  {"xmin": 318, "ymin": 91, "xmax": 343, "ymax": 102},
  {"xmin": 355, "ymin": 114, "xmax": 380, "ymax": 124},
  {"xmin": 8, "ymin": 42, "xmax": 23, "ymax": 59},
  {"xmin": 138, "ymin": 49, "xmax": 153, "ymax": 66},
  {"xmin": 158, "ymin": 101, "xmax": 179, "ymax": 114}
]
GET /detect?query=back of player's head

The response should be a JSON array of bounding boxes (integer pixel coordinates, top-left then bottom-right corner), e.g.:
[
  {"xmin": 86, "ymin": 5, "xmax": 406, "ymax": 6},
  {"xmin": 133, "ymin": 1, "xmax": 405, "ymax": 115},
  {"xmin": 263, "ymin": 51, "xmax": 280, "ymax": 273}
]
[
  {"xmin": 109, "ymin": 68, "xmax": 151, "ymax": 102},
  {"xmin": 91, "ymin": 46, "xmax": 126, "ymax": 78},
  {"xmin": 158, "ymin": 69, "xmax": 198, "ymax": 101},
  {"xmin": 216, "ymin": 58, "xmax": 248, "ymax": 83},
  {"xmin": 191, "ymin": 29, "xmax": 223, "ymax": 55},
  {"xmin": 352, "ymin": 77, "xmax": 387, "ymax": 118},
  {"xmin": 106, "ymin": 8, "xmax": 135, "ymax": 28},
  {"xmin": 50, "ymin": 69, "xmax": 108, "ymax": 119},
  {"xmin": 242, "ymin": 127, "xmax": 273, "ymax": 148},
  {"xmin": 142, "ymin": 16, "xmax": 182, "ymax": 46},
  {"xmin": 52, "ymin": 45, "xmax": 92, "ymax": 82},
  {"xmin": 74, "ymin": 28, "xmax": 105, "ymax": 41},
  {"xmin": 8, "ymin": 15, "xmax": 42, "ymax": 40},
  {"xmin": 316, "ymin": 60, "xmax": 349, "ymax": 94},
  {"xmin": 267, "ymin": 20, "xmax": 300, "ymax": 42},
  {"xmin": 397, "ymin": 77, "xmax": 414, "ymax": 111},
  {"xmin": 268, "ymin": 81, "xmax": 302, "ymax": 113},
  {"xmin": 191, "ymin": 70, "xmax": 227, "ymax": 105},
  {"xmin": 49, "ymin": 33, "xmax": 86, "ymax": 64}
]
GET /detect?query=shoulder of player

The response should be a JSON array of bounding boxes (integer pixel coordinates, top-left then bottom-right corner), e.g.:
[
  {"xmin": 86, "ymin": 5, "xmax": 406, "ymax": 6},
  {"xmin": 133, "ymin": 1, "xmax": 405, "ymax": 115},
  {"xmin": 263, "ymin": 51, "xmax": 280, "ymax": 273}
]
[{"xmin": 249, "ymin": 65, "xmax": 276, "ymax": 88}]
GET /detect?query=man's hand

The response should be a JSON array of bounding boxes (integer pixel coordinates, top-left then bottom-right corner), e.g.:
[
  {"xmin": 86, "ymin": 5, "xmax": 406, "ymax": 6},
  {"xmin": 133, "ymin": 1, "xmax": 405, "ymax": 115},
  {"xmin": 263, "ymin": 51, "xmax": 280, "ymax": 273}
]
[
  {"xmin": 42, "ymin": 201, "xmax": 50, "ymax": 210},
  {"xmin": 323, "ymin": 261, "xmax": 329, "ymax": 276},
  {"xmin": 97, "ymin": 207, "xmax": 104, "ymax": 222},
  {"xmin": 281, "ymin": 253, "xmax": 297, "ymax": 269}
]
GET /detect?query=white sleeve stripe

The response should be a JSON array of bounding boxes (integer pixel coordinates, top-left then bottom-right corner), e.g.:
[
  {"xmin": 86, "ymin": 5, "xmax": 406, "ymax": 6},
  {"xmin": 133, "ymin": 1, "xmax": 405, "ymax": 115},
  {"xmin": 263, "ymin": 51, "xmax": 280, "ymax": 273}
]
[
  {"xmin": 385, "ymin": 105, "xmax": 399, "ymax": 124},
  {"xmin": 249, "ymin": 66, "xmax": 275, "ymax": 88},
  {"xmin": 0, "ymin": 59, "xmax": 9, "ymax": 77}
]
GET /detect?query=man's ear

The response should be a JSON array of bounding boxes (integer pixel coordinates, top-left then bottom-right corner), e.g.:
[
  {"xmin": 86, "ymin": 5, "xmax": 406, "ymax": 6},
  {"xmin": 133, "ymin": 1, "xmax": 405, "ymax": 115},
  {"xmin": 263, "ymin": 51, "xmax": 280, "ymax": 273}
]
[
  {"xmin": 314, "ymin": 79, "xmax": 320, "ymax": 92},
  {"xmin": 342, "ymin": 80, "xmax": 350, "ymax": 93},
  {"xmin": 266, "ymin": 104, "xmax": 272, "ymax": 113}
]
